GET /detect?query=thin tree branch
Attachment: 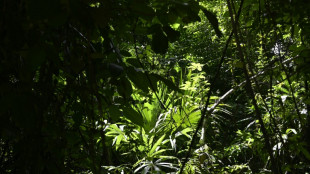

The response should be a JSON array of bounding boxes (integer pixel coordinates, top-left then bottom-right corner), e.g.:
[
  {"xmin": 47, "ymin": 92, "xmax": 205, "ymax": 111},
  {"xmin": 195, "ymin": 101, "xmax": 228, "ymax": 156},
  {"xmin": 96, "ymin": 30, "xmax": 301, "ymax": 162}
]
[
  {"xmin": 179, "ymin": 1, "xmax": 250, "ymax": 172},
  {"xmin": 226, "ymin": 0, "xmax": 281, "ymax": 173},
  {"xmin": 205, "ymin": 56, "xmax": 295, "ymax": 116},
  {"xmin": 179, "ymin": 3, "xmax": 242, "ymax": 171}
]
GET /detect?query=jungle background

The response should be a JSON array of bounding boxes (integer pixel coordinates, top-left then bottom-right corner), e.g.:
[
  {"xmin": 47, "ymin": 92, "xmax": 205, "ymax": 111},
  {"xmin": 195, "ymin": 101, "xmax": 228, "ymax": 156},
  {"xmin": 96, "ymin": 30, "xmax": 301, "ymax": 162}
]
[{"xmin": 1, "ymin": 0, "xmax": 310, "ymax": 173}]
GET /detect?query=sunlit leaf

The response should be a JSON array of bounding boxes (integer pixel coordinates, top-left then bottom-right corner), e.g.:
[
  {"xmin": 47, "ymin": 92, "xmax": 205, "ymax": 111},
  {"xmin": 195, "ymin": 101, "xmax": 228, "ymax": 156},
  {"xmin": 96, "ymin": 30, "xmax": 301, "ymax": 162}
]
[{"xmin": 149, "ymin": 134, "xmax": 166, "ymax": 156}]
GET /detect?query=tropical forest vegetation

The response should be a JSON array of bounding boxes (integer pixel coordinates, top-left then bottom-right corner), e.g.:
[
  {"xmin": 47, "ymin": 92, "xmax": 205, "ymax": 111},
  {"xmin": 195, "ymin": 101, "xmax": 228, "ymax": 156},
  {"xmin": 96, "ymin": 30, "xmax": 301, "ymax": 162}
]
[{"xmin": 1, "ymin": 0, "xmax": 310, "ymax": 173}]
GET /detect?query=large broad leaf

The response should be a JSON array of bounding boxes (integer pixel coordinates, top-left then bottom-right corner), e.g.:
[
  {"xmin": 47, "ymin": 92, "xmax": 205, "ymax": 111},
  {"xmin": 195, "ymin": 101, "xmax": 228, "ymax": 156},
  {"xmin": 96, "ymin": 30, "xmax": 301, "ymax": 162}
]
[
  {"xmin": 122, "ymin": 105, "xmax": 144, "ymax": 127},
  {"xmin": 201, "ymin": 8, "xmax": 223, "ymax": 38},
  {"xmin": 127, "ymin": 67, "xmax": 150, "ymax": 93},
  {"xmin": 151, "ymin": 29, "xmax": 168, "ymax": 54}
]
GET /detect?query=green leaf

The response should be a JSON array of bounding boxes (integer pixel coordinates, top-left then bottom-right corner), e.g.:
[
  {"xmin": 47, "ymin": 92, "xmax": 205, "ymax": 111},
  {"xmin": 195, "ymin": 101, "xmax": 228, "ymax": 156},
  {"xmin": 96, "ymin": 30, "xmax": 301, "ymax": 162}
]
[
  {"xmin": 115, "ymin": 135, "xmax": 124, "ymax": 150},
  {"xmin": 158, "ymin": 155, "xmax": 178, "ymax": 160},
  {"xmin": 149, "ymin": 134, "xmax": 166, "ymax": 156},
  {"xmin": 106, "ymin": 124, "xmax": 123, "ymax": 136},
  {"xmin": 286, "ymin": 128, "xmax": 297, "ymax": 135},
  {"xmin": 133, "ymin": 157, "xmax": 145, "ymax": 169},
  {"xmin": 175, "ymin": 128, "xmax": 193, "ymax": 138},
  {"xmin": 122, "ymin": 105, "xmax": 144, "ymax": 127},
  {"xmin": 127, "ymin": 67, "xmax": 150, "ymax": 93},
  {"xmin": 201, "ymin": 8, "xmax": 223, "ymax": 38},
  {"xmin": 151, "ymin": 149, "xmax": 168, "ymax": 157}
]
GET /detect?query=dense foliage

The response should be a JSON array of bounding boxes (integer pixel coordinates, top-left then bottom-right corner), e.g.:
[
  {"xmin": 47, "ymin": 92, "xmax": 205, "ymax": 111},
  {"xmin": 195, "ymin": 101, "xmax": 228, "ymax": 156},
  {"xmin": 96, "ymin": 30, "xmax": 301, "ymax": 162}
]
[{"xmin": 1, "ymin": 0, "xmax": 310, "ymax": 173}]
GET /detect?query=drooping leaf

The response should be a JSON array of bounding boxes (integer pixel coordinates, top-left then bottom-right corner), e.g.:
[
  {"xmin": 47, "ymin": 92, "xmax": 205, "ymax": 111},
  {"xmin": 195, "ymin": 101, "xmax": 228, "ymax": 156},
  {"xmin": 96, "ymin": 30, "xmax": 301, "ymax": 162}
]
[{"xmin": 127, "ymin": 67, "xmax": 150, "ymax": 93}]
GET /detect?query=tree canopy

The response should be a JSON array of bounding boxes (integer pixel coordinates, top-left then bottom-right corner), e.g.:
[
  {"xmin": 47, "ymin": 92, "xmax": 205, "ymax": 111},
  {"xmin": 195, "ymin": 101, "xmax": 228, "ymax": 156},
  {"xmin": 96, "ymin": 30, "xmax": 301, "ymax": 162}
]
[{"xmin": 1, "ymin": 0, "xmax": 310, "ymax": 173}]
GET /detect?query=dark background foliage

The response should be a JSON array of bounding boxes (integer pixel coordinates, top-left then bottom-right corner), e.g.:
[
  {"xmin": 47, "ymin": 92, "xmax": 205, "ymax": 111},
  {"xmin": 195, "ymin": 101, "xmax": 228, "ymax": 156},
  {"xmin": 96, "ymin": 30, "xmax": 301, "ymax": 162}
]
[{"xmin": 1, "ymin": 0, "xmax": 310, "ymax": 173}]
